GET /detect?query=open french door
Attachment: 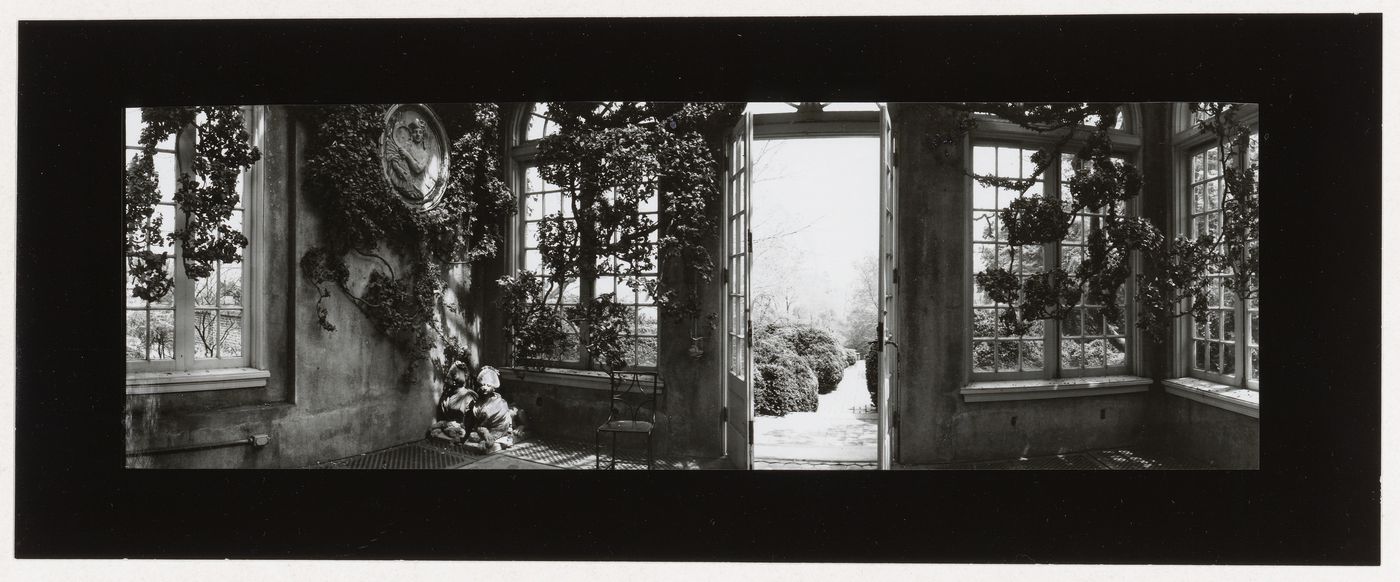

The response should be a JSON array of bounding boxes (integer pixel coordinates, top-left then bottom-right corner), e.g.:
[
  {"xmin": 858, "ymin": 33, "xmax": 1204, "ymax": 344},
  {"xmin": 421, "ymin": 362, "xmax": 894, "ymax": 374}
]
[
  {"xmin": 877, "ymin": 104, "xmax": 899, "ymax": 470},
  {"xmin": 723, "ymin": 111, "xmax": 754, "ymax": 470}
]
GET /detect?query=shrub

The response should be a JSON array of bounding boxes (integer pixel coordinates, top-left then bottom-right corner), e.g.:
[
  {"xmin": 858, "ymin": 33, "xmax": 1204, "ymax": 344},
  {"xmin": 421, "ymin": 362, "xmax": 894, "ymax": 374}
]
[
  {"xmin": 752, "ymin": 335, "xmax": 818, "ymax": 416},
  {"xmin": 753, "ymin": 362, "xmax": 819, "ymax": 416},
  {"xmin": 843, "ymin": 347, "xmax": 860, "ymax": 367},
  {"xmin": 763, "ymin": 324, "xmax": 848, "ymax": 393},
  {"xmin": 865, "ymin": 340, "xmax": 880, "ymax": 410}
]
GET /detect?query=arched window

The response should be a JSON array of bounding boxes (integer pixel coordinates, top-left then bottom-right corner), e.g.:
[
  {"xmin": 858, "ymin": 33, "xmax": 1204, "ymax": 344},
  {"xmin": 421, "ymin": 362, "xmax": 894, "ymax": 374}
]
[
  {"xmin": 125, "ymin": 107, "xmax": 268, "ymax": 392},
  {"xmin": 508, "ymin": 102, "xmax": 659, "ymax": 370},
  {"xmin": 968, "ymin": 104, "xmax": 1139, "ymax": 380}
]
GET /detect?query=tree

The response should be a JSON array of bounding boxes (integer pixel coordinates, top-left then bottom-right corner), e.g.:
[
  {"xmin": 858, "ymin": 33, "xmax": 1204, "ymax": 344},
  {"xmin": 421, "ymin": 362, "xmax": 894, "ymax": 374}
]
[
  {"xmin": 953, "ymin": 102, "xmax": 1258, "ymax": 342},
  {"xmin": 499, "ymin": 102, "xmax": 743, "ymax": 369},
  {"xmin": 840, "ymin": 255, "xmax": 879, "ymax": 351}
]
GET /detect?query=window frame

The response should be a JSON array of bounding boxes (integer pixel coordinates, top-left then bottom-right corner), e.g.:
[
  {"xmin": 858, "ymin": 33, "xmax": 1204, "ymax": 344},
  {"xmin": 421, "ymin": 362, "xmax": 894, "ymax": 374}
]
[
  {"xmin": 1172, "ymin": 104, "xmax": 1260, "ymax": 391},
  {"xmin": 506, "ymin": 102, "xmax": 660, "ymax": 372},
  {"xmin": 965, "ymin": 114, "xmax": 1142, "ymax": 382},
  {"xmin": 124, "ymin": 106, "xmax": 267, "ymax": 384}
]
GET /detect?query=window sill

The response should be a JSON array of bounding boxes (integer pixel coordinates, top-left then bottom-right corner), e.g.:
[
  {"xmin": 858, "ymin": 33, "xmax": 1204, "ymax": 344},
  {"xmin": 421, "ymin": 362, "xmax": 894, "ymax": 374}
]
[
  {"xmin": 1162, "ymin": 377, "xmax": 1259, "ymax": 419},
  {"xmin": 125, "ymin": 367, "xmax": 270, "ymax": 395},
  {"xmin": 500, "ymin": 367, "xmax": 664, "ymax": 392},
  {"xmin": 962, "ymin": 375, "xmax": 1152, "ymax": 402}
]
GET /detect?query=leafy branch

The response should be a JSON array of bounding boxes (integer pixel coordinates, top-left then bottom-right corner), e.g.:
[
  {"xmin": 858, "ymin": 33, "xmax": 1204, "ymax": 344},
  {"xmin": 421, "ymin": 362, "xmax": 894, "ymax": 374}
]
[{"xmin": 124, "ymin": 107, "xmax": 262, "ymax": 302}]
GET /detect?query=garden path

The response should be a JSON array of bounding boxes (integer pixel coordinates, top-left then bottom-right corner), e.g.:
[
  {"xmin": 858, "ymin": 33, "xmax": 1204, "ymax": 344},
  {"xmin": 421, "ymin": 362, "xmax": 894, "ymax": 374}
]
[{"xmin": 753, "ymin": 360, "xmax": 878, "ymax": 463}]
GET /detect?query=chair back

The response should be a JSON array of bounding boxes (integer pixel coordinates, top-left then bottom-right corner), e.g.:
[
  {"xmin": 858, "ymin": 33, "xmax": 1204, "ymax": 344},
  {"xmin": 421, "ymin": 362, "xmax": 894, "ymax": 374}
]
[{"xmin": 606, "ymin": 371, "xmax": 661, "ymax": 424}]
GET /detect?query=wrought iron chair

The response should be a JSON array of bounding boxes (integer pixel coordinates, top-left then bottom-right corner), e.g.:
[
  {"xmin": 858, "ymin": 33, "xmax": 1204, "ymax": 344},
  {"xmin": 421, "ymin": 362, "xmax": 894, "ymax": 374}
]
[{"xmin": 595, "ymin": 371, "xmax": 661, "ymax": 470}]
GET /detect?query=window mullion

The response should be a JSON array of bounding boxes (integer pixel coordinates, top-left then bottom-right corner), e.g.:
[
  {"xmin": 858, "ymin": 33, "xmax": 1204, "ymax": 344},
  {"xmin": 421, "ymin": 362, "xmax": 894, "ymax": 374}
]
[
  {"xmin": 1045, "ymin": 157, "xmax": 1062, "ymax": 379},
  {"xmin": 172, "ymin": 123, "xmax": 196, "ymax": 370}
]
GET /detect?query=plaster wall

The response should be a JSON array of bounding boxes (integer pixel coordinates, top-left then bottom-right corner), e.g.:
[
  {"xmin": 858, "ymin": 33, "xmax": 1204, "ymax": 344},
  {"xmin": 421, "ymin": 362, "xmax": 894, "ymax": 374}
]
[
  {"xmin": 888, "ymin": 104, "xmax": 1152, "ymax": 464},
  {"xmin": 125, "ymin": 107, "xmax": 445, "ymax": 469},
  {"xmin": 1153, "ymin": 394, "xmax": 1260, "ymax": 468}
]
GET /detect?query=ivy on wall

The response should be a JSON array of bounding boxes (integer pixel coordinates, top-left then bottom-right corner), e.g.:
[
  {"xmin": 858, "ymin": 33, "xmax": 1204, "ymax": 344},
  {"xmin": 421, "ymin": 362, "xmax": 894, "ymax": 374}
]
[
  {"xmin": 946, "ymin": 102, "xmax": 1259, "ymax": 342},
  {"xmin": 124, "ymin": 107, "xmax": 262, "ymax": 302},
  {"xmin": 297, "ymin": 104, "xmax": 516, "ymax": 382}
]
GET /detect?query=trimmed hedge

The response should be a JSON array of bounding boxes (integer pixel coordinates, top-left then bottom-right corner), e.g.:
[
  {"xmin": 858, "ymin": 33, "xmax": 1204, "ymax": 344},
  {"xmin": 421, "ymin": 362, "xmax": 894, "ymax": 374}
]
[
  {"xmin": 754, "ymin": 362, "xmax": 818, "ymax": 417},
  {"xmin": 753, "ymin": 335, "xmax": 818, "ymax": 416},
  {"xmin": 766, "ymin": 324, "xmax": 848, "ymax": 394},
  {"xmin": 865, "ymin": 340, "xmax": 880, "ymax": 410},
  {"xmin": 842, "ymin": 347, "xmax": 860, "ymax": 367}
]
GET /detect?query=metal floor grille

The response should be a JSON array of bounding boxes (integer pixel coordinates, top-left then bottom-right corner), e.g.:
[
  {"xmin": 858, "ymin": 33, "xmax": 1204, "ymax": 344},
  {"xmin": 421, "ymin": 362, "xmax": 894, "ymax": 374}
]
[
  {"xmin": 503, "ymin": 437, "xmax": 696, "ymax": 470},
  {"xmin": 1088, "ymin": 448, "xmax": 1216, "ymax": 470},
  {"xmin": 306, "ymin": 440, "xmax": 1207, "ymax": 471},
  {"xmin": 312, "ymin": 441, "xmax": 478, "ymax": 470},
  {"xmin": 895, "ymin": 447, "xmax": 1212, "ymax": 470},
  {"xmin": 971, "ymin": 452, "xmax": 1109, "ymax": 470},
  {"xmin": 308, "ymin": 436, "xmax": 698, "ymax": 470}
]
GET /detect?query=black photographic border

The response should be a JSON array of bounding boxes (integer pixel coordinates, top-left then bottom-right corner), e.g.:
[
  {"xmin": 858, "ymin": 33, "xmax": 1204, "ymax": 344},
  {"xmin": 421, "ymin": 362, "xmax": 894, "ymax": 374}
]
[{"xmin": 13, "ymin": 14, "xmax": 1381, "ymax": 564}]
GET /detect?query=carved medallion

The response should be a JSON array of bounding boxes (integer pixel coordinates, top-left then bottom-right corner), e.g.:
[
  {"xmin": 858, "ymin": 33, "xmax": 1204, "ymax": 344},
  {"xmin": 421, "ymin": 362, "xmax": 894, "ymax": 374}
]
[{"xmin": 381, "ymin": 104, "xmax": 451, "ymax": 211}]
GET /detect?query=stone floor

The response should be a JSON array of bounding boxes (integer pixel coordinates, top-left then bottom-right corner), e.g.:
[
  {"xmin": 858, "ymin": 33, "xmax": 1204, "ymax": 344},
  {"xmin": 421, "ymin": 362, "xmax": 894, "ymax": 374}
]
[
  {"xmin": 306, "ymin": 434, "xmax": 1209, "ymax": 471},
  {"xmin": 753, "ymin": 361, "xmax": 878, "ymax": 463},
  {"xmin": 305, "ymin": 434, "xmax": 723, "ymax": 470}
]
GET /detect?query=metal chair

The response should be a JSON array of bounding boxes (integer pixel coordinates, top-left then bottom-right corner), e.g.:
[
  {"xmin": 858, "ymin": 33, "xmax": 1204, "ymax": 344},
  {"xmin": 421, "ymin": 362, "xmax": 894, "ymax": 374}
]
[{"xmin": 595, "ymin": 371, "xmax": 661, "ymax": 470}]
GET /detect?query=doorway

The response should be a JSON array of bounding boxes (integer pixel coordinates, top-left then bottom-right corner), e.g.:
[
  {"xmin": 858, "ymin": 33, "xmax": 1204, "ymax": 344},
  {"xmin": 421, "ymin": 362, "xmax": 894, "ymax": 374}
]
[
  {"xmin": 720, "ymin": 103, "xmax": 899, "ymax": 470},
  {"xmin": 749, "ymin": 135, "xmax": 879, "ymax": 468}
]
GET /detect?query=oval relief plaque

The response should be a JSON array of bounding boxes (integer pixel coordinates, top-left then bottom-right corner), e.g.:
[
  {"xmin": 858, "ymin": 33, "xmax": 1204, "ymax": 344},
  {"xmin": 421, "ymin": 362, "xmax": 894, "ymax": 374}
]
[{"xmin": 381, "ymin": 104, "xmax": 451, "ymax": 211}]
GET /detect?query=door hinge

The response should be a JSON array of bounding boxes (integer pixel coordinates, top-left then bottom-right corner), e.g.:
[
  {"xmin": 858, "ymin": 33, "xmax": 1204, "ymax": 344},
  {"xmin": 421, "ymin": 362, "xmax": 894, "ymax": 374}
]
[
  {"xmin": 893, "ymin": 410, "xmax": 901, "ymax": 430},
  {"xmin": 722, "ymin": 267, "xmax": 730, "ymax": 285},
  {"xmin": 721, "ymin": 405, "xmax": 729, "ymax": 423},
  {"xmin": 748, "ymin": 420, "xmax": 755, "ymax": 444},
  {"xmin": 892, "ymin": 150, "xmax": 898, "ymax": 168},
  {"xmin": 746, "ymin": 231, "xmax": 752, "ymax": 254},
  {"xmin": 893, "ymin": 267, "xmax": 899, "ymax": 285}
]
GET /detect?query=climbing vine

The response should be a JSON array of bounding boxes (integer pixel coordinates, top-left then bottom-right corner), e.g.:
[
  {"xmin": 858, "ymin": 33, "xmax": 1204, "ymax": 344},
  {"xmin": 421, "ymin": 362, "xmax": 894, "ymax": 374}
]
[
  {"xmin": 298, "ymin": 104, "xmax": 516, "ymax": 381},
  {"xmin": 950, "ymin": 102, "xmax": 1258, "ymax": 342},
  {"xmin": 498, "ymin": 102, "xmax": 742, "ymax": 369},
  {"xmin": 124, "ymin": 107, "xmax": 262, "ymax": 302}
]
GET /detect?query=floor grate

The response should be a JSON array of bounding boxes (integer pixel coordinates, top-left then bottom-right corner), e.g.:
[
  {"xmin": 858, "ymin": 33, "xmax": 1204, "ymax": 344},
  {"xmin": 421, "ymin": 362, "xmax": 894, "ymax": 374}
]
[
  {"xmin": 314, "ymin": 441, "xmax": 478, "ymax": 470},
  {"xmin": 972, "ymin": 452, "xmax": 1108, "ymax": 470},
  {"xmin": 1088, "ymin": 448, "xmax": 1216, "ymax": 470},
  {"xmin": 306, "ymin": 440, "xmax": 1207, "ymax": 471},
  {"xmin": 502, "ymin": 436, "xmax": 697, "ymax": 470}
]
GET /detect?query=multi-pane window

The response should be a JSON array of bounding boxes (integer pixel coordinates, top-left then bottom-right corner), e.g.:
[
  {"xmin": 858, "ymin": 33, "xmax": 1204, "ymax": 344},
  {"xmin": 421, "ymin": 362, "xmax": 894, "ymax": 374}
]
[
  {"xmin": 972, "ymin": 145, "xmax": 1047, "ymax": 375},
  {"xmin": 1058, "ymin": 153, "xmax": 1129, "ymax": 375},
  {"xmin": 520, "ymin": 163, "xmax": 582, "ymax": 363},
  {"xmin": 971, "ymin": 144, "xmax": 1134, "ymax": 379},
  {"xmin": 515, "ymin": 103, "xmax": 659, "ymax": 370},
  {"xmin": 1185, "ymin": 129, "xmax": 1259, "ymax": 389},
  {"xmin": 124, "ymin": 108, "xmax": 252, "ymax": 372}
]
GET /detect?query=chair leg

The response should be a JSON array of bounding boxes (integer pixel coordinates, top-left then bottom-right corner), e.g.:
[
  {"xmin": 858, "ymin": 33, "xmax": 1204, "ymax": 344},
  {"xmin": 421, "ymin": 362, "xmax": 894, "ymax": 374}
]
[
  {"xmin": 647, "ymin": 433, "xmax": 654, "ymax": 470},
  {"xmin": 595, "ymin": 431, "xmax": 601, "ymax": 470},
  {"xmin": 610, "ymin": 432, "xmax": 618, "ymax": 470}
]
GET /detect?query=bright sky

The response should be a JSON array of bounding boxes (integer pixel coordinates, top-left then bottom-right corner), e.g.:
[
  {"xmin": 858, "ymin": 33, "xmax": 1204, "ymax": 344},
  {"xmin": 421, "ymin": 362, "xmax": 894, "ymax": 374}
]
[{"xmin": 751, "ymin": 134, "xmax": 879, "ymax": 327}]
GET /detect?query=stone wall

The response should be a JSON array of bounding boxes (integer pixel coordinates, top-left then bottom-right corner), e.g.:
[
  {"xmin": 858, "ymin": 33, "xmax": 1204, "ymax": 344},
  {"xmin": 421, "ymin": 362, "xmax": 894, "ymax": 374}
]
[{"xmin": 125, "ymin": 106, "xmax": 442, "ymax": 469}]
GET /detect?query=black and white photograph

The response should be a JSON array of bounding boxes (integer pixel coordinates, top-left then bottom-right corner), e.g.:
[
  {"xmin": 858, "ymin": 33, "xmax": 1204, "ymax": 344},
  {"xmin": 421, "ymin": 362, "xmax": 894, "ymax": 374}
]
[
  {"xmin": 6, "ymin": 6, "xmax": 1388, "ymax": 575},
  {"xmin": 119, "ymin": 101, "xmax": 1261, "ymax": 471}
]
